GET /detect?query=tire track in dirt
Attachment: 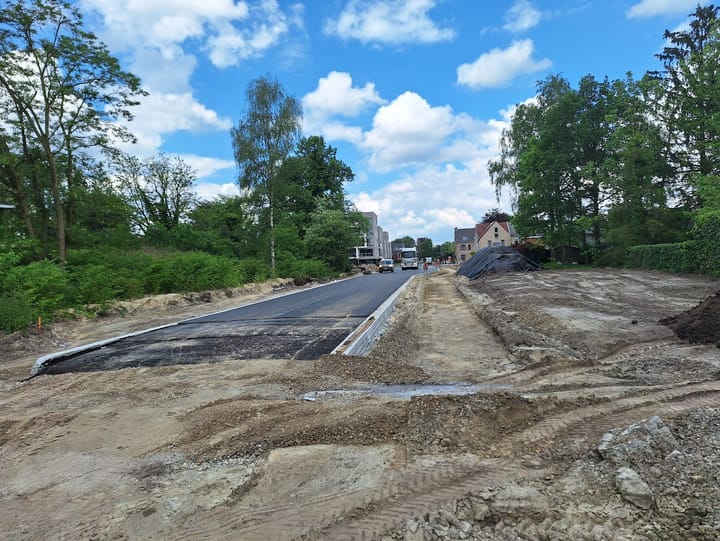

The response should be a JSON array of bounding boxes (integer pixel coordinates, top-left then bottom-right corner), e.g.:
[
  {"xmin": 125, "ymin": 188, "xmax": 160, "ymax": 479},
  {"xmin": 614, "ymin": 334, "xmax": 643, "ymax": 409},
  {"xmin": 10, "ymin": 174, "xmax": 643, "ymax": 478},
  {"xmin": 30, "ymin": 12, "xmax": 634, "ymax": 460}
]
[
  {"xmin": 167, "ymin": 458, "xmax": 539, "ymax": 541},
  {"xmin": 313, "ymin": 460, "xmax": 541, "ymax": 541},
  {"xmin": 500, "ymin": 382, "xmax": 720, "ymax": 454},
  {"xmin": 487, "ymin": 339, "xmax": 692, "ymax": 390},
  {"xmin": 166, "ymin": 457, "xmax": 521, "ymax": 541}
]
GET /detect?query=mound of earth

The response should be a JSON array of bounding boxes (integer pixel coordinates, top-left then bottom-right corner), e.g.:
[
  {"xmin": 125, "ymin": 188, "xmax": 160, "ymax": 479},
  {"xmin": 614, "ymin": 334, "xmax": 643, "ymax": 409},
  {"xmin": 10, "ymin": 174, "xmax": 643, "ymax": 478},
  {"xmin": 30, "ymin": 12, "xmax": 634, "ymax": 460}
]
[
  {"xmin": 456, "ymin": 246, "xmax": 540, "ymax": 281},
  {"xmin": 661, "ymin": 290, "xmax": 720, "ymax": 346}
]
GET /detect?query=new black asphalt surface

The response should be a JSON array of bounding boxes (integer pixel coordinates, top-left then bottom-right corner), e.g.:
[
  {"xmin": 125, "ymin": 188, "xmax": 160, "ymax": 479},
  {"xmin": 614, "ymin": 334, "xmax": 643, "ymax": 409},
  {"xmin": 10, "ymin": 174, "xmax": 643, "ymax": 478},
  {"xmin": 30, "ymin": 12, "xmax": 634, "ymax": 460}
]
[{"xmin": 39, "ymin": 268, "xmax": 420, "ymax": 375}]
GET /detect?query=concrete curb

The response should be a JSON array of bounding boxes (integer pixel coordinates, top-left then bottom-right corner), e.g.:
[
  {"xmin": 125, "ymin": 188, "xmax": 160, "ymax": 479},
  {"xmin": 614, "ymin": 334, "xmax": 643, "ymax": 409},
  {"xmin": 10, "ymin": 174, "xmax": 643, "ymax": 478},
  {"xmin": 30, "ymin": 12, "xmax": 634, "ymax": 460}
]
[{"xmin": 332, "ymin": 275, "xmax": 416, "ymax": 356}]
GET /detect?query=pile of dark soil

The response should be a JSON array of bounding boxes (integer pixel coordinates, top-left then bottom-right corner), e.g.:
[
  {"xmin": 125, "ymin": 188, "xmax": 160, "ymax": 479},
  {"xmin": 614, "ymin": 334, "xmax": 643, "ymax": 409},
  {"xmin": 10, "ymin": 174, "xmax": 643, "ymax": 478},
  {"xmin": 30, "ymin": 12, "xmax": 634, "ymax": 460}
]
[
  {"xmin": 661, "ymin": 290, "xmax": 720, "ymax": 346},
  {"xmin": 456, "ymin": 246, "xmax": 541, "ymax": 281}
]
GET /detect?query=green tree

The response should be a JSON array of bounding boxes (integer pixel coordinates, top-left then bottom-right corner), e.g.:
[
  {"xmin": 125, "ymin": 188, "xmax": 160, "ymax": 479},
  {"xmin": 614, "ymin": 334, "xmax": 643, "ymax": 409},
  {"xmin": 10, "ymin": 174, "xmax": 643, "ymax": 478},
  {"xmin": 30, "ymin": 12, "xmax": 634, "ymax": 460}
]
[
  {"xmin": 231, "ymin": 75, "xmax": 302, "ymax": 272},
  {"xmin": 275, "ymin": 135, "xmax": 354, "ymax": 237},
  {"xmin": 433, "ymin": 241, "xmax": 455, "ymax": 259},
  {"xmin": 416, "ymin": 237, "xmax": 433, "ymax": 258},
  {"xmin": 0, "ymin": 0, "xmax": 144, "ymax": 261},
  {"xmin": 115, "ymin": 153, "xmax": 198, "ymax": 234},
  {"xmin": 602, "ymin": 75, "xmax": 678, "ymax": 256},
  {"xmin": 392, "ymin": 236, "xmax": 416, "ymax": 247},
  {"xmin": 481, "ymin": 208, "xmax": 511, "ymax": 223},
  {"xmin": 188, "ymin": 196, "xmax": 255, "ymax": 256},
  {"xmin": 304, "ymin": 207, "xmax": 369, "ymax": 272},
  {"xmin": 650, "ymin": 4, "xmax": 720, "ymax": 207}
]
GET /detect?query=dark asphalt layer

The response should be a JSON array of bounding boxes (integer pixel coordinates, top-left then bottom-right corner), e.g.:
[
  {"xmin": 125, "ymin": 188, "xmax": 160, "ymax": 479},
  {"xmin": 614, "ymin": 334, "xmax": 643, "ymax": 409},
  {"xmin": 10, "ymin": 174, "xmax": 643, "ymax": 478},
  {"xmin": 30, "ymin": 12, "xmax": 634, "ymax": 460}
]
[{"xmin": 40, "ymin": 268, "xmax": 421, "ymax": 374}]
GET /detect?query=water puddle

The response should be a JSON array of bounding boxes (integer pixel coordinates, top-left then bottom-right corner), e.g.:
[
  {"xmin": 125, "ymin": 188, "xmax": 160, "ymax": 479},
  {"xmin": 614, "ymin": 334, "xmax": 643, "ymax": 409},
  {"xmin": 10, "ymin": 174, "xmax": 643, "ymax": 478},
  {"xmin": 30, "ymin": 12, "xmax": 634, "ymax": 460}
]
[{"xmin": 301, "ymin": 382, "xmax": 512, "ymax": 401}]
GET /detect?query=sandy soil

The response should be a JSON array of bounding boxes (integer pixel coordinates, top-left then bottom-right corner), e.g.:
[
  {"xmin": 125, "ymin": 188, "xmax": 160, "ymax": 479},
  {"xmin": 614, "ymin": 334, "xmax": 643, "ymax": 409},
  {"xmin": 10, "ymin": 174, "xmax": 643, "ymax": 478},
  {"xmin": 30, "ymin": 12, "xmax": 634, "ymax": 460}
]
[{"xmin": 1, "ymin": 267, "xmax": 719, "ymax": 540}]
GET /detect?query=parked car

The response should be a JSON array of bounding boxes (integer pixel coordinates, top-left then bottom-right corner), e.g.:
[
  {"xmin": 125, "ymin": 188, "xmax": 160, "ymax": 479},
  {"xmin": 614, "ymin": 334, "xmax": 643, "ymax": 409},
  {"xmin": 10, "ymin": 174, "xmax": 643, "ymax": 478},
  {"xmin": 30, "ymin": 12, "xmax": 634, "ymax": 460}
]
[{"xmin": 378, "ymin": 258, "xmax": 395, "ymax": 272}]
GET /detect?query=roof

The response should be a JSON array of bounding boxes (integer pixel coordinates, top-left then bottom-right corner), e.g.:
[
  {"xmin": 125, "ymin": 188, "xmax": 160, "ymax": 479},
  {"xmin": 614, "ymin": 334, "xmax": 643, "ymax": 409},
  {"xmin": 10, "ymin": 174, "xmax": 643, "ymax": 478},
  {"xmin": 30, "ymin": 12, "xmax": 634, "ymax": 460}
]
[
  {"xmin": 454, "ymin": 227, "xmax": 475, "ymax": 243},
  {"xmin": 476, "ymin": 221, "xmax": 512, "ymax": 239}
]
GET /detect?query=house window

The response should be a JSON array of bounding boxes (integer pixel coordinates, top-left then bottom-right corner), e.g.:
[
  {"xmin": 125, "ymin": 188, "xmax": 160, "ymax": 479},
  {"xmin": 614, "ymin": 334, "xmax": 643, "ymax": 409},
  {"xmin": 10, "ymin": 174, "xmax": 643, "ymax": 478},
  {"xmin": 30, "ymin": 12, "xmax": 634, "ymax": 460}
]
[
  {"xmin": 487, "ymin": 240, "xmax": 491, "ymax": 246},
  {"xmin": 461, "ymin": 254, "xmax": 466, "ymax": 261},
  {"xmin": 501, "ymin": 240, "xmax": 505, "ymax": 246}
]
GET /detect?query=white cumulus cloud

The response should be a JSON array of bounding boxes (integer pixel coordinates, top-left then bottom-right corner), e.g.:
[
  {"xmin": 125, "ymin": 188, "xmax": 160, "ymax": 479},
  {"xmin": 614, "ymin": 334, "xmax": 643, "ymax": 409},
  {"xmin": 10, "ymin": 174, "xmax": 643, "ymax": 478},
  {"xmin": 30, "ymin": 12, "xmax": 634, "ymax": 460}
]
[
  {"xmin": 627, "ymin": 0, "xmax": 703, "ymax": 19},
  {"xmin": 456, "ymin": 39, "xmax": 551, "ymax": 89},
  {"xmin": 302, "ymin": 71, "xmax": 386, "ymax": 143},
  {"xmin": 116, "ymin": 93, "xmax": 232, "ymax": 156},
  {"xmin": 324, "ymin": 0, "xmax": 455, "ymax": 44},
  {"xmin": 362, "ymin": 91, "xmax": 456, "ymax": 171},
  {"xmin": 303, "ymin": 71, "xmax": 386, "ymax": 118},
  {"xmin": 503, "ymin": 0, "xmax": 542, "ymax": 32}
]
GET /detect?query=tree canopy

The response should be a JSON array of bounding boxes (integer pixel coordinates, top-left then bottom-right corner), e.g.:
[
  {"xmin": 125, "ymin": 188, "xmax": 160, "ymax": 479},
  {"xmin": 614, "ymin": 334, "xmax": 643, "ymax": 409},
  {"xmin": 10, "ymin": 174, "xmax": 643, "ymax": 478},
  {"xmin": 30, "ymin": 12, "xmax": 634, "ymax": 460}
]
[{"xmin": 0, "ymin": 0, "xmax": 144, "ymax": 261}]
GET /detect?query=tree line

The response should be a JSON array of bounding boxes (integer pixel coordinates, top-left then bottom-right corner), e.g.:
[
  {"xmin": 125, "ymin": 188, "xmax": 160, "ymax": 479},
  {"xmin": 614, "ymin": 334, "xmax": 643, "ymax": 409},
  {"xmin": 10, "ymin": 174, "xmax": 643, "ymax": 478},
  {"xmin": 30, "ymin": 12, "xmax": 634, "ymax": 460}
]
[
  {"xmin": 489, "ymin": 4, "xmax": 720, "ymax": 269},
  {"xmin": 0, "ymin": 0, "xmax": 368, "ymax": 331}
]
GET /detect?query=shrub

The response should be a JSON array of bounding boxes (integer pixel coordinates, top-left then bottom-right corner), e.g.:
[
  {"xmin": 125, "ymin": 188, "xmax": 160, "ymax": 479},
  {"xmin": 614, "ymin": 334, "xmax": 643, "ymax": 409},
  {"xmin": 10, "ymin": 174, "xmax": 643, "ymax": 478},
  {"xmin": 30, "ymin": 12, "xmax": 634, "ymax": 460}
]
[
  {"xmin": 1, "ymin": 260, "xmax": 73, "ymax": 316},
  {"xmin": 236, "ymin": 258, "xmax": 270, "ymax": 284},
  {"xmin": 0, "ymin": 293, "xmax": 36, "ymax": 332},
  {"xmin": 144, "ymin": 252, "xmax": 242, "ymax": 294}
]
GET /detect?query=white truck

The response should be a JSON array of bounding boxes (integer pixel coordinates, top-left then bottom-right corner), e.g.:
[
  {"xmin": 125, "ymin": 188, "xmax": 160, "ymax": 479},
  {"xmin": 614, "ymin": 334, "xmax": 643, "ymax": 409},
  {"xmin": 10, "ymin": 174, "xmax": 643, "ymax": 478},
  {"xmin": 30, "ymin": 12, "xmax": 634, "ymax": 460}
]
[{"xmin": 400, "ymin": 248, "xmax": 419, "ymax": 270}]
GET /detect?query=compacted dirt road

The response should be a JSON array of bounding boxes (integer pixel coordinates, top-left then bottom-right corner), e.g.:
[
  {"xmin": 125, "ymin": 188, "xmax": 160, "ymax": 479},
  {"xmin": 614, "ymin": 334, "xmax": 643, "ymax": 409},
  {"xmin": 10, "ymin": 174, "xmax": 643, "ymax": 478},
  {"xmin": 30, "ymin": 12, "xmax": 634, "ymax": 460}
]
[{"xmin": 1, "ymin": 268, "xmax": 719, "ymax": 540}]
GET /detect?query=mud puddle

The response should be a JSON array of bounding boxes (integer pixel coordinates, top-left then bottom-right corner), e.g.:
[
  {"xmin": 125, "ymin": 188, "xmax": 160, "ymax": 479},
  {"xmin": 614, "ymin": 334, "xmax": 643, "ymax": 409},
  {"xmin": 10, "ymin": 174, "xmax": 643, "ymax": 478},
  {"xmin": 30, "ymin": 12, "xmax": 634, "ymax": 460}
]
[{"xmin": 301, "ymin": 382, "xmax": 513, "ymax": 401}]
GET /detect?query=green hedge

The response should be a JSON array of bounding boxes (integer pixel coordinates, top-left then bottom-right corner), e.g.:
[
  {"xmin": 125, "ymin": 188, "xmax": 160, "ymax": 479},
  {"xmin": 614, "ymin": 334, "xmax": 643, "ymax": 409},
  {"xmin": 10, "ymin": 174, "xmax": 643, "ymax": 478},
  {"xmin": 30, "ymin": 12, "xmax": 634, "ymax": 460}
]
[{"xmin": 625, "ymin": 210, "xmax": 720, "ymax": 276}]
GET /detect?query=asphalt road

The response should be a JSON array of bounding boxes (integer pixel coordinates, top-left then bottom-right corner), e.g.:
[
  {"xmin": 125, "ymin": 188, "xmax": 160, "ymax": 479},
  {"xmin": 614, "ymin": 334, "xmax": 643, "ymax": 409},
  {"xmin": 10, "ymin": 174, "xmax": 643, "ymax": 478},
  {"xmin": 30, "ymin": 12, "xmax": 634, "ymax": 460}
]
[{"xmin": 38, "ymin": 268, "xmax": 421, "ymax": 375}]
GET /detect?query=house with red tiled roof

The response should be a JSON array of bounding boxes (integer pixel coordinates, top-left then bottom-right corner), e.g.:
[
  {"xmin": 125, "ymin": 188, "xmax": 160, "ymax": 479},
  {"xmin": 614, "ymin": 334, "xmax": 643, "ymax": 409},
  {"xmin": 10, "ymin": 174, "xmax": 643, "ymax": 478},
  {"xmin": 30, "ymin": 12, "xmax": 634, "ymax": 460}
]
[
  {"xmin": 476, "ymin": 221, "xmax": 519, "ymax": 249},
  {"xmin": 454, "ymin": 221, "xmax": 520, "ymax": 262}
]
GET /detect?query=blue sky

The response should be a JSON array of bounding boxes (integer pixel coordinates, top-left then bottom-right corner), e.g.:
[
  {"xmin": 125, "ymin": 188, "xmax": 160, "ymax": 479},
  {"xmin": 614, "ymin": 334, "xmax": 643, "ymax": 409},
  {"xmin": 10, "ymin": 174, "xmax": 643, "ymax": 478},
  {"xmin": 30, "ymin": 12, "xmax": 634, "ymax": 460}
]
[{"xmin": 77, "ymin": 0, "xmax": 709, "ymax": 244}]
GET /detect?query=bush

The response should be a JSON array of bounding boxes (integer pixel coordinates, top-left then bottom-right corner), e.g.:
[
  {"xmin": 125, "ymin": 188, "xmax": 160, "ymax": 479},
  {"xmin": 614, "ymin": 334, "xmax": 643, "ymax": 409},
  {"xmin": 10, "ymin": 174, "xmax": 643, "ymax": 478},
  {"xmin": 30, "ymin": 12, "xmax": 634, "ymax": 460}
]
[
  {"xmin": 276, "ymin": 254, "xmax": 332, "ymax": 283},
  {"xmin": 1, "ymin": 260, "xmax": 73, "ymax": 316},
  {"xmin": 144, "ymin": 252, "xmax": 243, "ymax": 294},
  {"xmin": 236, "ymin": 258, "xmax": 270, "ymax": 284},
  {"xmin": 0, "ymin": 293, "xmax": 36, "ymax": 332}
]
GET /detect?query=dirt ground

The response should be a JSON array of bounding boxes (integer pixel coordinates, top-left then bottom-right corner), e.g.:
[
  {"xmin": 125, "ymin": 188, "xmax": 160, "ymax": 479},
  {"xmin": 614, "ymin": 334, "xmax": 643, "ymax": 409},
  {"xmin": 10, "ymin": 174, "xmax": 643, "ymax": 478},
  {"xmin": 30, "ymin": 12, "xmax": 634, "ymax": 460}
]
[{"xmin": 1, "ymin": 267, "xmax": 719, "ymax": 540}]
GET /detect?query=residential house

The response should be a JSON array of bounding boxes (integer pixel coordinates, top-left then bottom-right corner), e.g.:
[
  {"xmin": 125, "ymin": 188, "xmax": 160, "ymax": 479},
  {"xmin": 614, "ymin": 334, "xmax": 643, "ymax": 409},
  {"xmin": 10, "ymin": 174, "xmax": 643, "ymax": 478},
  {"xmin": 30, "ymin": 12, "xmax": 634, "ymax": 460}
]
[
  {"xmin": 454, "ymin": 227, "xmax": 476, "ymax": 263},
  {"xmin": 454, "ymin": 221, "xmax": 520, "ymax": 263},
  {"xmin": 476, "ymin": 220, "xmax": 519, "ymax": 249}
]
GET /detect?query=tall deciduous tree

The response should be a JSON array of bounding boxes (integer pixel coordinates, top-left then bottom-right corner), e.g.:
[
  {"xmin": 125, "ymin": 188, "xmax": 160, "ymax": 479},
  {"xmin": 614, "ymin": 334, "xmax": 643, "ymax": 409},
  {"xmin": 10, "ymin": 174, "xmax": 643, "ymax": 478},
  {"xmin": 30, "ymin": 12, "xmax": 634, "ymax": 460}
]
[
  {"xmin": 275, "ymin": 135, "xmax": 354, "ymax": 236},
  {"xmin": 304, "ymin": 207, "xmax": 368, "ymax": 272},
  {"xmin": 231, "ymin": 75, "xmax": 302, "ymax": 272},
  {"xmin": 115, "ymin": 153, "xmax": 197, "ymax": 234},
  {"xmin": 0, "ymin": 0, "xmax": 144, "ymax": 261},
  {"xmin": 650, "ymin": 4, "xmax": 720, "ymax": 207},
  {"xmin": 392, "ymin": 236, "xmax": 416, "ymax": 247}
]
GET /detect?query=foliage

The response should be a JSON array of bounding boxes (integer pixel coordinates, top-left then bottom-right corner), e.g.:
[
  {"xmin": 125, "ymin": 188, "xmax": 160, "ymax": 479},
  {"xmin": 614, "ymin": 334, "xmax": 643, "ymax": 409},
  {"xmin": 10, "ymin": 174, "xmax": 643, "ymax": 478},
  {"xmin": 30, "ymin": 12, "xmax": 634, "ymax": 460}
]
[
  {"xmin": 392, "ymin": 236, "xmax": 416, "ymax": 247},
  {"xmin": 143, "ymin": 252, "xmax": 244, "ymax": 294},
  {"xmin": 0, "ymin": 0, "xmax": 144, "ymax": 261},
  {"xmin": 487, "ymin": 5, "xmax": 720, "ymax": 276},
  {"xmin": 275, "ymin": 254, "xmax": 332, "ymax": 283},
  {"xmin": 650, "ymin": 4, "xmax": 720, "ymax": 207},
  {"xmin": 231, "ymin": 75, "xmax": 302, "ymax": 271},
  {"xmin": 433, "ymin": 241, "xmax": 456, "ymax": 259},
  {"xmin": 0, "ymin": 292, "xmax": 35, "ymax": 332},
  {"xmin": 416, "ymin": 237, "xmax": 433, "ymax": 258},
  {"xmin": 304, "ymin": 208, "xmax": 369, "ymax": 272},
  {"xmin": 481, "ymin": 208, "xmax": 511, "ymax": 223},
  {"xmin": 114, "ymin": 153, "xmax": 198, "ymax": 233},
  {"xmin": 1, "ymin": 260, "xmax": 72, "ymax": 316}
]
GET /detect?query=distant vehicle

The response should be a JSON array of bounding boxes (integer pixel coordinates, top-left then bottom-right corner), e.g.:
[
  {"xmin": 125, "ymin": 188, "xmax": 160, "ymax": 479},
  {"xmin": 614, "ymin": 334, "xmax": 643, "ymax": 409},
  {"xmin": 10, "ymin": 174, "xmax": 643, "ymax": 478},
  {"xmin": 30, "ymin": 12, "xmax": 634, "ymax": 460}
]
[
  {"xmin": 378, "ymin": 258, "xmax": 395, "ymax": 272},
  {"xmin": 425, "ymin": 257, "xmax": 433, "ymax": 264},
  {"xmin": 400, "ymin": 248, "xmax": 419, "ymax": 270}
]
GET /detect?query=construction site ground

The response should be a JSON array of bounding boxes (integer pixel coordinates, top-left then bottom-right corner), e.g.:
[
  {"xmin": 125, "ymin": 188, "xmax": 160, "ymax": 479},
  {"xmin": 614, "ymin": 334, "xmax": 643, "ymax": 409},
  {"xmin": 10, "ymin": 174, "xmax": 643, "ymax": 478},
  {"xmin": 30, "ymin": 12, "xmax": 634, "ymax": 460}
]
[{"xmin": 1, "ymin": 267, "xmax": 719, "ymax": 540}]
